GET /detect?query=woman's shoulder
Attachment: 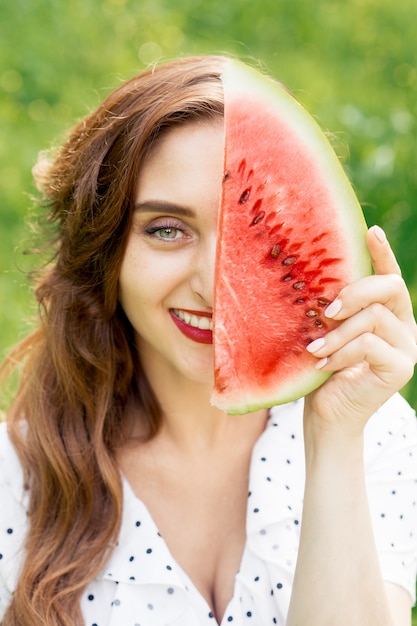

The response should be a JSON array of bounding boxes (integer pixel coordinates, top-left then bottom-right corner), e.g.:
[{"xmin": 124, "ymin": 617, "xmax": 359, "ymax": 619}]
[
  {"xmin": 0, "ymin": 420, "xmax": 28, "ymax": 508},
  {"xmin": 262, "ymin": 392, "xmax": 417, "ymax": 484},
  {"xmin": 0, "ymin": 421, "xmax": 29, "ymax": 614},
  {"xmin": 267, "ymin": 392, "xmax": 417, "ymax": 442},
  {"xmin": 362, "ymin": 392, "xmax": 417, "ymax": 465}
]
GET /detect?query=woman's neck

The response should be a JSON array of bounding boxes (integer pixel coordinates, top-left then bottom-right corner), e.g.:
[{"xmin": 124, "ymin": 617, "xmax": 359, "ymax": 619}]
[{"xmin": 133, "ymin": 353, "xmax": 268, "ymax": 453}]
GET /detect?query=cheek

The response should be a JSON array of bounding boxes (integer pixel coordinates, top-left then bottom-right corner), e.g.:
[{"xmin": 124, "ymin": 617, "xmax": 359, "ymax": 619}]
[
  {"xmin": 118, "ymin": 239, "xmax": 193, "ymax": 320},
  {"xmin": 118, "ymin": 248, "xmax": 147, "ymax": 315},
  {"xmin": 118, "ymin": 248, "xmax": 170, "ymax": 317}
]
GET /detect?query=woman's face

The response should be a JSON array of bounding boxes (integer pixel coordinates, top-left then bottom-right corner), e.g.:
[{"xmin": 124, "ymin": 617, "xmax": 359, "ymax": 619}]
[{"xmin": 118, "ymin": 119, "xmax": 224, "ymax": 384}]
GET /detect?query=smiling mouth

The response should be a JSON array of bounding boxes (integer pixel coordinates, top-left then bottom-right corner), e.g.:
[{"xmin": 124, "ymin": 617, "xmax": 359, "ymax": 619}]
[{"xmin": 171, "ymin": 309, "xmax": 213, "ymax": 331}]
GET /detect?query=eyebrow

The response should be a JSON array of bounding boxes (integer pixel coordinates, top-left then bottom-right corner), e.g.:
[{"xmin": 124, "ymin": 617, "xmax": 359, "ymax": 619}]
[{"xmin": 134, "ymin": 200, "xmax": 196, "ymax": 218}]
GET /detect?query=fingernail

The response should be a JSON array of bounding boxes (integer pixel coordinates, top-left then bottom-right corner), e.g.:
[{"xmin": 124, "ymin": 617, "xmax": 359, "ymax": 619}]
[
  {"xmin": 306, "ymin": 337, "xmax": 326, "ymax": 353},
  {"xmin": 315, "ymin": 357, "xmax": 328, "ymax": 369},
  {"xmin": 372, "ymin": 225, "xmax": 387, "ymax": 244},
  {"xmin": 324, "ymin": 299, "xmax": 342, "ymax": 319}
]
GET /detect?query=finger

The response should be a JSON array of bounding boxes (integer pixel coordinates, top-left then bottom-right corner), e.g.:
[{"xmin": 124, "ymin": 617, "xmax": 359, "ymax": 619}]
[
  {"xmin": 367, "ymin": 225, "xmax": 402, "ymax": 276},
  {"xmin": 324, "ymin": 273, "xmax": 416, "ymax": 327},
  {"xmin": 313, "ymin": 334, "xmax": 416, "ymax": 390},
  {"xmin": 307, "ymin": 302, "xmax": 417, "ymax": 359}
]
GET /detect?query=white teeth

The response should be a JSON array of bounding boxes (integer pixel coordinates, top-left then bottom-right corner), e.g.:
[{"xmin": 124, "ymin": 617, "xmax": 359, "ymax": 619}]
[{"xmin": 173, "ymin": 309, "xmax": 213, "ymax": 331}]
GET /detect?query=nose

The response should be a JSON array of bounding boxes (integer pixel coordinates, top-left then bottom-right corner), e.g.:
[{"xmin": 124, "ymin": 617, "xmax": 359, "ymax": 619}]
[{"xmin": 190, "ymin": 232, "xmax": 217, "ymax": 307}]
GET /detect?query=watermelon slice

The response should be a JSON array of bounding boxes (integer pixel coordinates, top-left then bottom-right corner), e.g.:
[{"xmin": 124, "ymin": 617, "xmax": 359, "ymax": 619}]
[{"xmin": 211, "ymin": 59, "xmax": 371, "ymax": 415}]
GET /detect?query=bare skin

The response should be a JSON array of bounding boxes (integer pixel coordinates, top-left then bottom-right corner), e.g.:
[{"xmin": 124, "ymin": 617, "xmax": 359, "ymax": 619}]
[
  {"xmin": 118, "ymin": 408, "xmax": 268, "ymax": 621},
  {"xmin": 286, "ymin": 227, "xmax": 417, "ymax": 626},
  {"xmin": 118, "ymin": 121, "xmax": 417, "ymax": 624}
]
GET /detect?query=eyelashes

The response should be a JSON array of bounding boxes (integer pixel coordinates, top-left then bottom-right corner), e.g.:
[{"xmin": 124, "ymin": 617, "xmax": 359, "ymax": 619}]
[{"xmin": 144, "ymin": 218, "xmax": 188, "ymax": 241}]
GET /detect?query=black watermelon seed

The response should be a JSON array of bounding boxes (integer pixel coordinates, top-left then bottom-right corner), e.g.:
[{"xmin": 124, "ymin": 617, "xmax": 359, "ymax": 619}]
[
  {"xmin": 270, "ymin": 244, "xmax": 281, "ymax": 258},
  {"xmin": 239, "ymin": 188, "xmax": 251, "ymax": 204},
  {"xmin": 252, "ymin": 211, "xmax": 265, "ymax": 225}
]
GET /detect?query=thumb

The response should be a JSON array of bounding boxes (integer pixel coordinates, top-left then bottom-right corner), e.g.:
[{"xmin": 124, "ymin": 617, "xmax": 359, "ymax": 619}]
[{"xmin": 367, "ymin": 225, "xmax": 402, "ymax": 276}]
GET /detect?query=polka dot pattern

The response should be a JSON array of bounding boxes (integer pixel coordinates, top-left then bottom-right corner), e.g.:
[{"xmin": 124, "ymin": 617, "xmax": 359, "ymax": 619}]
[{"xmin": 1, "ymin": 393, "xmax": 417, "ymax": 625}]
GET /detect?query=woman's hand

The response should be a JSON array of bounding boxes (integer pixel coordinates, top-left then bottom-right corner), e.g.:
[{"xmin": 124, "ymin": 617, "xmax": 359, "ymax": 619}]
[
  {"xmin": 289, "ymin": 226, "xmax": 417, "ymax": 625},
  {"xmin": 287, "ymin": 227, "xmax": 417, "ymax": 626},
  {"xmin": 304, "ymin": 225, "xmax": 417, "ymax": 439}
]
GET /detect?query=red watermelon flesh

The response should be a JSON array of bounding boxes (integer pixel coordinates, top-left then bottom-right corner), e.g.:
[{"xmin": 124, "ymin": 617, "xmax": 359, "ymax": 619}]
[{"xmin": 211, "ymin": 60, "xmax": 371, "ymax": 415}]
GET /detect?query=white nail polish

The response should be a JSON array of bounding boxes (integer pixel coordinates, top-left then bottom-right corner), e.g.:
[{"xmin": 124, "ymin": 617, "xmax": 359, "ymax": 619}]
[
  {"xmin": 324, "ymin": 299, "xmax": 342, "ymax": 319},
  {"xmin": 306, "ymin": 337, "xmax": 325, "ymax": 353},
  {"xmin": 315, "ymin": 357, "xmax": 328, "ymax": 369},
  {"xmin": 373, "ymin": 225, "xmax": 387, "ymax": 244}
]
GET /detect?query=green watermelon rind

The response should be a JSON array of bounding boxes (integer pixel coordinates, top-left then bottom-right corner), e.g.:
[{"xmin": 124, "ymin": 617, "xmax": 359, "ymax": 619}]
[
  {"xmin": 214, "ymin": 369, "xmax": 332, "ymax": 416},
  {"xmin": 211, "ymin": 59, "xmax": 372, "ymax": 415}
]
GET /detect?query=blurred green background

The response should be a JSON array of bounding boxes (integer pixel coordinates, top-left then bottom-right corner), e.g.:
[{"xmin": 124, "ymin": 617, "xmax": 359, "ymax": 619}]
[
  {"xmin": 1, "ymin": 1, "xmax": 416, "ymax": 388},
  {"xmin": 0, "ymin": 0, "xmax": 416, "ymax": 618}
]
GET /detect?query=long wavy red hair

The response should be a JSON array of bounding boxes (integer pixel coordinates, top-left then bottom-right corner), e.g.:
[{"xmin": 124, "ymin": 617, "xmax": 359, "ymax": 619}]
[{"xmin": 1, "ymin": 55, "xmax": 225, "ymax": 625}]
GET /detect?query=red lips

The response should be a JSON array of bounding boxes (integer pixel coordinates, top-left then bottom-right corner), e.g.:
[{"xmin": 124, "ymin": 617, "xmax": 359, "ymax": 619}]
[{"xmin": 170, "ymin": 310, "xmax": 213, "ymax": 344}]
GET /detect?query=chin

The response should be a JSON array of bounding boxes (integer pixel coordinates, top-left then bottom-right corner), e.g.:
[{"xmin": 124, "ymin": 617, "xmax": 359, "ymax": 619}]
[
  {"xmin": 185, "ymin": 369, "xmax": 214, "ymax": 385},
  {"xmin": 181, "ymin": 361, "xmax": 214, "ymax": 385}
]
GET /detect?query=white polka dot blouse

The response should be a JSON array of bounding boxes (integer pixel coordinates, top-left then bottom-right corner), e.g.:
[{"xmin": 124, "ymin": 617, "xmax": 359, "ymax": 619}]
[{"xmin": 1, "ymin": 393, "xmax": 417, "ymax": 625}]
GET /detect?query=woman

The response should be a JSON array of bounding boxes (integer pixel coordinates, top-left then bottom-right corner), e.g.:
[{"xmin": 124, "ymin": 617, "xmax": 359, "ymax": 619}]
[{"xmin": 1, "ymin": 55, "xmax": 416, "ymax": 626}]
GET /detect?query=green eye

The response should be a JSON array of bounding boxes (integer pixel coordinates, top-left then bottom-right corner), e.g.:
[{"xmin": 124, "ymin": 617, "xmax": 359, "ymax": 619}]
[
  {"xmin": 159, "ymin": 227, "xmax": 178, "ymax": 238},
  {"xmin": 144, "ymin": 221, "xmax": 187, "ymax": 241}
]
